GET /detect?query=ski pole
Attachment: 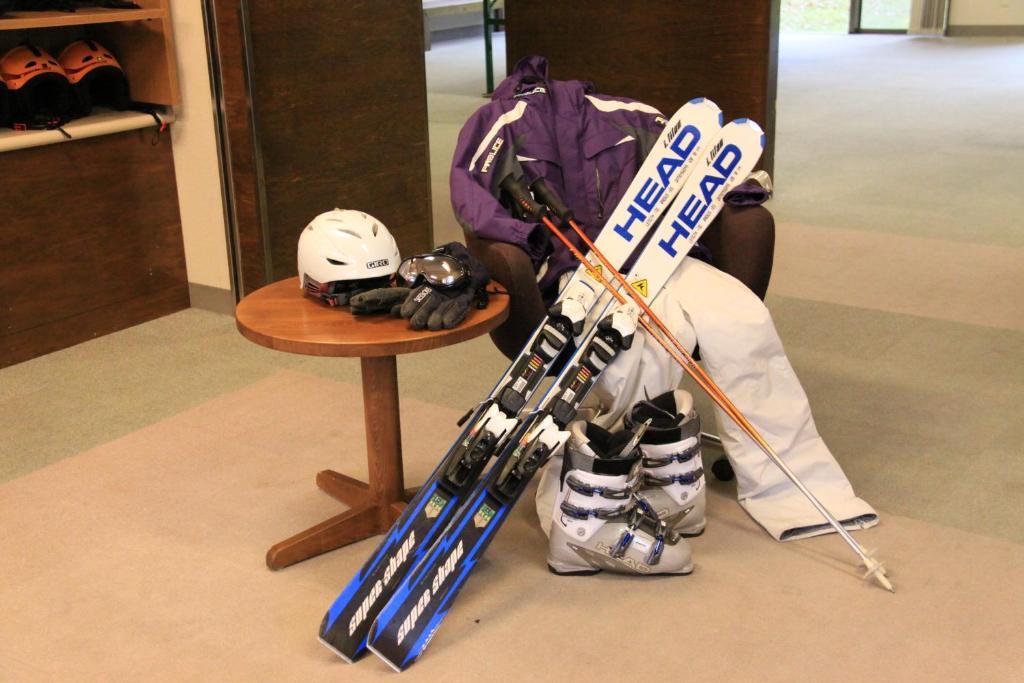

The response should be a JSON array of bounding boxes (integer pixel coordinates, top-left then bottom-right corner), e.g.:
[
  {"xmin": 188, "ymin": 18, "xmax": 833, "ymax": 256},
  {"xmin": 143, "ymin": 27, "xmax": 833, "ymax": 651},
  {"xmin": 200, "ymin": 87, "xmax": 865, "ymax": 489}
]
[{"xmin": 510, "ymin": 176, "xmax": 894, "ymax": 592}]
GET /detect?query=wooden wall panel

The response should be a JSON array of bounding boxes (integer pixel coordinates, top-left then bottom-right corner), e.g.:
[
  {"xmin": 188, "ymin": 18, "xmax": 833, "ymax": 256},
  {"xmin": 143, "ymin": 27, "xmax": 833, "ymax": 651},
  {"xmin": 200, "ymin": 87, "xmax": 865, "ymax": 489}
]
[
  {"xmin": 209, "ymin": 0, "xmax": 267, "ymax": 296},
  {"xmin": 212, "ymin": 0, "xmax": 433, "ymax": 293},
  {"xmin": 504, "ymin": 0, "xmax": 780, "ymax": 174},
  {"xmin": 0, "ymin": 131, "xmax": 189, "ymax": 368}
]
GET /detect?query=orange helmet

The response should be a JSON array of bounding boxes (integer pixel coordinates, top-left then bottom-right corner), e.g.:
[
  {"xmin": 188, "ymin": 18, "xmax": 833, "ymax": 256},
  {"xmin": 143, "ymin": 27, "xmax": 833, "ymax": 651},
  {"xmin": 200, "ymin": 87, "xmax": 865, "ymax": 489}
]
[
  {"xmin": 0, "ymin": 44, "xmax": 71, "ymax": 126},
  {"xmin": 58, "ymin": 40, "xmax": 130, "ymax": 116},
  {"xmin": 0, "ymin": 44, "xmax": 65, "ymax": 91}
]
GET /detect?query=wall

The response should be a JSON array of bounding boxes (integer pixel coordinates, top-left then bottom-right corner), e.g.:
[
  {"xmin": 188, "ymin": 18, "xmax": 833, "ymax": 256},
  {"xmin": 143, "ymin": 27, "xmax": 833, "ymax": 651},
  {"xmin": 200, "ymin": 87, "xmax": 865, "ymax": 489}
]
[
  {"xmin": 0, "ymin": 132, "xmax": 189, "ymax": 368},
  {"xmin": 948, "ymin": 0, "xmax": 1024, "ymax": 34},
  {"xmin": 168, "ymin": 0, "xmax": 234, "ymax": 310},
  {"xmin": 211, "ymin": 0, "xmax": 434, "ymax": 294},
  {"xmin": 505, "ymin": 0, "xmax": 779, "ymax": 175}
]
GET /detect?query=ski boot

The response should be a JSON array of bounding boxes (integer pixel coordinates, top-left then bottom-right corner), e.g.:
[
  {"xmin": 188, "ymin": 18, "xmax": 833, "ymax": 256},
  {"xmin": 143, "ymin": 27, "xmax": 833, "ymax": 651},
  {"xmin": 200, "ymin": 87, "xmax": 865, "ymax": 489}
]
[
  {"xmin": 548, "ymin": 420, "xmax": 693, "ymax": 576},
  {"xmin": 624, "ymin": 389, "xmax": 706, "ymax": 537}
]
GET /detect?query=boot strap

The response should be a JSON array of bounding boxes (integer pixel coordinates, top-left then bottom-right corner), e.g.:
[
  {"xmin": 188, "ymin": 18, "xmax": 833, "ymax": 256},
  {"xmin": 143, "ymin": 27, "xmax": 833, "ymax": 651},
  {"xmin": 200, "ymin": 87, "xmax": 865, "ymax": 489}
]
[
  {"xmin": 564, "ymin": 473, "xmax": 639, "ymax": 500},
  {"xmin": 641, "ymin": 443, "xmax": 700, "ymax": 468},
  {"xmin": 559, "ymin": 499, "xmax": 634, "ymax": 521},
  {"xmin": 643, "ymin": 466, "xmax": 705, "ymax": 488}
]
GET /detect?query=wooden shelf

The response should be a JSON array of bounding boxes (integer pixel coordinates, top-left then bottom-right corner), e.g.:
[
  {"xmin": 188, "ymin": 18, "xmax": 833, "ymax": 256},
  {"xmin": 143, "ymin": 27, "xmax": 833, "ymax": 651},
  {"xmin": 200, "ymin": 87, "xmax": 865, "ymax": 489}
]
[
  {"xmin": 0, "ymin": 1, "xmax": 180, "ymax": 106},
  {"xmin": 0, "ymin": 8, "xmax": 166, "ymax": 31},
  {"xmin": 0, "ymin": 108, "xmax": 173, "ymax": 153}
]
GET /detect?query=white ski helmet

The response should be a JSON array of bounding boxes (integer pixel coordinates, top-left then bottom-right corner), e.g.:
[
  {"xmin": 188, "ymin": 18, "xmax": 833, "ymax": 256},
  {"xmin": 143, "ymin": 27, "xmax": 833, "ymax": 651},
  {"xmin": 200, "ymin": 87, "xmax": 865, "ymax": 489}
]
[{"xmin": 297, "ymin": 209, "xmax": 400, "ymax": 305}]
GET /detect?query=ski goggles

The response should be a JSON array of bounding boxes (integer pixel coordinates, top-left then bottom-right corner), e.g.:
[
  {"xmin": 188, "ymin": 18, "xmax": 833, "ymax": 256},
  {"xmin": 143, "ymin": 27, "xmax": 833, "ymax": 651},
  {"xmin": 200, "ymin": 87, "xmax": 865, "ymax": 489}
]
[{"xmin": 396, "ymin": 253, "xmax": 469, "ymax": 290}]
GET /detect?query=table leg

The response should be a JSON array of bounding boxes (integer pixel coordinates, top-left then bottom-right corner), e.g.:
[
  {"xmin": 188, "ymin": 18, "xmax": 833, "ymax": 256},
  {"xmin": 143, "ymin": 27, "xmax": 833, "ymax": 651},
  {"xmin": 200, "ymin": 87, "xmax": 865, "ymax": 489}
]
[
  {"xmin": 361, "ymin": 355, "xmax": 404, "ymax": 513},
  {"xmin": 265, "ymin": 355, "xmax": 409, "ymax": 570}
]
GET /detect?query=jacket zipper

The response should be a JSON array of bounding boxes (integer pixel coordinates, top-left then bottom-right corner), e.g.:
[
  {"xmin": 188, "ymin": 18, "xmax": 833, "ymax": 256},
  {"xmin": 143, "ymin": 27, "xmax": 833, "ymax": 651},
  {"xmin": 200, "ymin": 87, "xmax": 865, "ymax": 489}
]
[{"xmin": 595, "ymin": 167, "xmax": 605, "ymax": 220}]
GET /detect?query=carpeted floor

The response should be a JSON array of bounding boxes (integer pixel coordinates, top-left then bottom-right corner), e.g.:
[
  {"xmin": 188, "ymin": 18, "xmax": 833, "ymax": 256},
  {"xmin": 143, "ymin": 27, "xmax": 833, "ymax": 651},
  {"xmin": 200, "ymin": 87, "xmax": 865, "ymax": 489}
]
[
  {"xmin": 2, "ymin": 32, "xmax": 1023, "ymax": 680},
  {"xmin": 774, "ymin": 35, "xmax": 1024, "ymax": 248},
  {"xmin": 3, "ymin": 371, "xmax": 1022, "ymax": 681}
]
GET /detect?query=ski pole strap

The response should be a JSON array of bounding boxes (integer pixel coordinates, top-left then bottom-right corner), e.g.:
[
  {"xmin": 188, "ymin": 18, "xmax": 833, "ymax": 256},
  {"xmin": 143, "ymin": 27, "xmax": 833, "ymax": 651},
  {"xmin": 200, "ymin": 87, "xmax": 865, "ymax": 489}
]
[{"xmin": 529, "ymin": 177, "xmax": 574, "ymax": 225}]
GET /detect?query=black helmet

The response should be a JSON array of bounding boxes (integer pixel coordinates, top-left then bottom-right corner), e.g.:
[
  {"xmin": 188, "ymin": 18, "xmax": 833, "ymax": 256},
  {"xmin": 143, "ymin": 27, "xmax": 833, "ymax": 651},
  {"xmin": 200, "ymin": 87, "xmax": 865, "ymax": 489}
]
[
  {"xmin": 0, "ymin": 79, "xmax": 10, "ymax": 127},
  {"xmin": 58, "ymin": 39, "xmax": 131, "ymax": 117},
  {"xmin": 0, "ymin": 43, "xmax": 72, "ymax": 127}
]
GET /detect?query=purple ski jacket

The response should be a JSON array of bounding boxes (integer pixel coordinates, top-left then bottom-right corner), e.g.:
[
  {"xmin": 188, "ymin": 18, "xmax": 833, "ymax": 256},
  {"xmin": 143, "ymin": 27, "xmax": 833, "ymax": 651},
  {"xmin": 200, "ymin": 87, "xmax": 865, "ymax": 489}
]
[{"xmin": 450, "ymin": 56, "xmax": 667, "ymax": 300}]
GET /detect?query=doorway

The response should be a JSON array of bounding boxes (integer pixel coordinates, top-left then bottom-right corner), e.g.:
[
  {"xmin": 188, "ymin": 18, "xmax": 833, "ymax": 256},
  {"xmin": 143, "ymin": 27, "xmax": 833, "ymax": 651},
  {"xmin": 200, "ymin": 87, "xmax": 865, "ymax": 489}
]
[
  {"xmin": 849, "ymin": 0, "xmax": 911, "ymax": 33},
  {"xmin": 781, "ymin": 0, "xmax": 912, "ymax": 33}
]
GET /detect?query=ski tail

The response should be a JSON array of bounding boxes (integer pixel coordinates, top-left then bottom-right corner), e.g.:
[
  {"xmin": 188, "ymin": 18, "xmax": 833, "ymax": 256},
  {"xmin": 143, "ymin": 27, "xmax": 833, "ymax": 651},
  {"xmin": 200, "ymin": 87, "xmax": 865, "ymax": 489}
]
[
  {"xmin": 317, "ymin": 402, "xmax": 490, "ymax": 657},
  {"xmin": 366, "ymin": 118, "xmax": 765, "ymax": 671},
  {"xmin": 367, "ymin": 323, "xmax": 635, "ymax": 672},
  {"xmin": 316, "ymin": 98, "xmax": 723, "ymax": 662}
]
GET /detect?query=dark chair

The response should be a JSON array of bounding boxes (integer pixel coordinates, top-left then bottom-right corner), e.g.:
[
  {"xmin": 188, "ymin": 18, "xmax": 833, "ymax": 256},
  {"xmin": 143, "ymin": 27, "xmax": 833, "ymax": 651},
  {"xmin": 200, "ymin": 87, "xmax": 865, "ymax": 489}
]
[{"xmin": 467, "ymin": 203, "xmax": 776, "ymax": 481}]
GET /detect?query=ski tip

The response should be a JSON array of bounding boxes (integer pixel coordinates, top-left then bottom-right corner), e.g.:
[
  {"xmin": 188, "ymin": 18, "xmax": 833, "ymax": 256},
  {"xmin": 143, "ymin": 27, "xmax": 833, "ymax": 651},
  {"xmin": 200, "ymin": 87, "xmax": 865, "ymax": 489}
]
[
  {"xmin": 727, "ymin": 118, "xmax": 766, "ymax": 137},
  {"xmin": 684, "ymin": 97, "xmax": 722, "ymax": 118}
]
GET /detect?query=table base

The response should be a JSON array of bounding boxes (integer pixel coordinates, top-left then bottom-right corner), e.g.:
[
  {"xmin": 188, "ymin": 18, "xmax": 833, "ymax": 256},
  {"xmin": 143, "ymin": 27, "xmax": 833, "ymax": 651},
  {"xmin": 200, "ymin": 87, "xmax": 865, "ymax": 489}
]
[
  {"xmin": 265, "ymin": 470, "xmax": 419, "ymax": 570},
  {"xmin": 265, "ymin": 355, "xmax": 409, "ymax": 570}
]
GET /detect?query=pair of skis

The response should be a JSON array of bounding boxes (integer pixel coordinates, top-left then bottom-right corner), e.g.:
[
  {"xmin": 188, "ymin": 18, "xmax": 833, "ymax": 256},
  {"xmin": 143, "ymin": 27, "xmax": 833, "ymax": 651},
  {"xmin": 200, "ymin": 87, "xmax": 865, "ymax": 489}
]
[
  {"xmin": 318, "ymin": 98, "xmax": 726, "ymax": 664},
  {"xmin": 323, "ymin": 97, "xmax": 893, "ymax": 673},
  {"xmin": 364, "ymin": 114, "xmax": 767, "ymax": 672}
]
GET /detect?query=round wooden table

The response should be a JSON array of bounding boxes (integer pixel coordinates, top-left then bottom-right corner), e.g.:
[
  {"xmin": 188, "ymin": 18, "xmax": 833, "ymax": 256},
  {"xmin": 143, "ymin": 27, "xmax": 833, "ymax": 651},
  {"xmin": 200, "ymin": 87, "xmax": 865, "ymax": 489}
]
[{"xmin": 236, "ymin": 277, "xmax": 509, "ymax": 570}]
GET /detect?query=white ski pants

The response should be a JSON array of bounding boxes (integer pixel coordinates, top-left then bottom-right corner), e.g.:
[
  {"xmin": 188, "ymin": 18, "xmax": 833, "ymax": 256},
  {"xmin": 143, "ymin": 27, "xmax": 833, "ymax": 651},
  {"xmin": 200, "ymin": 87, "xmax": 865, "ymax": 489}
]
[{"xmin": 536, "ymin": 257, "xmax": 878, "ymax": 541}]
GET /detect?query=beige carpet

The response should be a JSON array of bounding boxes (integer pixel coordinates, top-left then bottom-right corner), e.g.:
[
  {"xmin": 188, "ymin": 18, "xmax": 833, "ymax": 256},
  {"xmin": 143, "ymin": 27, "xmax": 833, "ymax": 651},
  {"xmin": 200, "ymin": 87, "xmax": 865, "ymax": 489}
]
[{"xmin": 2, "ymin": 371, "xmax": 1023, "ymax": 681}]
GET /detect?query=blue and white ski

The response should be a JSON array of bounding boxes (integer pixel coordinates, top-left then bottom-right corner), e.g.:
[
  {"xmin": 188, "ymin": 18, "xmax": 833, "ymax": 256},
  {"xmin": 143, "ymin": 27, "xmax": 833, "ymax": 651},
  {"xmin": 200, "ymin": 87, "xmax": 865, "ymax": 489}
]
[
  {"xmin": 367, "ymin": 119, "xmax": 766, "ymax": 672},
  {"xmin": 318, "ymin": 98, "xmax": 723, "ymax": 661}
]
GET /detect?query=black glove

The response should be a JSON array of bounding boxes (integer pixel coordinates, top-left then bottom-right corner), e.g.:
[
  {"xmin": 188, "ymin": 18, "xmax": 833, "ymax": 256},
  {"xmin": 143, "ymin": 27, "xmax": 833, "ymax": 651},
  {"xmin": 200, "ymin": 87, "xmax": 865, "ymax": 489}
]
[
  {"xmin": 499, "ymin": 180, "xmax": 552, "ymax": 266},
  {"xmin": 349, "ymin": 286, "xmax": 411, "ymax": 316},
  {"xmin": 330, "ymin": 279, "xmax": 384, "ymax": 307},
  {"xmin": 399, "ymin": 242, "xmax": 489, "ymax": 331},
  {"xmin": 526, "ymin": 223, "xmax": 553, "ymax": 265}
]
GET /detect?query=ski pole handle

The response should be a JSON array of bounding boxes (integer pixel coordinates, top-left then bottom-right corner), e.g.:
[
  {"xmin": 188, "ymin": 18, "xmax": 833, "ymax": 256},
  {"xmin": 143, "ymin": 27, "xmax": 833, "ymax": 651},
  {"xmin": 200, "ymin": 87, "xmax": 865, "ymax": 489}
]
[
  {"xmin": 529, "ymin": 178, "xmax": 574, "ymax": 225},
  {"xmin": 500, "ymin": 175, "xmax": 549, "ymax": 223}
]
